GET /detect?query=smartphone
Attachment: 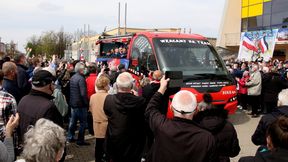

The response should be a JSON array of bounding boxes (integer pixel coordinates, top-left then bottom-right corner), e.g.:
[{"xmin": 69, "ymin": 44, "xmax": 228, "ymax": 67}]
[{"xmin": 165, "ymin": 71, "xmax": 183, "ymax": 88}]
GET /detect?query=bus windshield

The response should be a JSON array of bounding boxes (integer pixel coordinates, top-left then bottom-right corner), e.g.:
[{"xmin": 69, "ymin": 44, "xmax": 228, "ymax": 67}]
[{"xmin": 153, "ymin": 38, "xmax": 229, "ymax": 77}]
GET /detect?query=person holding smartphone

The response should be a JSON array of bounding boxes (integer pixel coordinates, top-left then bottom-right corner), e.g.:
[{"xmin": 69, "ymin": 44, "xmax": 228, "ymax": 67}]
[
  {"xmin": 0, "ymin": 70, "xmax": 17, "ymax": 141},
  {"xmin": 0, "ymin": 113, "xmax": 19, "ymax": 162}
]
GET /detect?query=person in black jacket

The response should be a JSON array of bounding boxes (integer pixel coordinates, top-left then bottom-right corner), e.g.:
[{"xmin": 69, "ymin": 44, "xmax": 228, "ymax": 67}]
[
  {"xmin": 2, "ymin": 62, "xmax": 21, "ymax": 103},
  {"xmin": 251, "ymin": 88, "xmax": 288, "ymax": 146},
  {"xmin": 239, "ymin": 116, "xmax": 288, "ymax": 162},
  {"xmin": 17, "ymin": 70, "xmax": 63, "ymax": 141},
  {"xmin": 14, "ymin": 54, "xmax": 31, "ymax": 99},
  {"xmin": 145, "ymin": 77, "xmax": 216, "ymax": 162},
  {"xmin": 67, "ymin": 62, "xmax": 89, "ymax": 146},
  {"xmin": 104, "ymin": 72, "xmax": 146, "ymax": 162},
  {"xmin": 261, "ymin": 67, "xmax": 288, "ymax": 114},
  {"xmin": 194, "ymin": 94, "xmax": 240, "ymax": 162},
  {"xmin": 142, "ymin": 70, "xmax": 179, "ymax": 115}
]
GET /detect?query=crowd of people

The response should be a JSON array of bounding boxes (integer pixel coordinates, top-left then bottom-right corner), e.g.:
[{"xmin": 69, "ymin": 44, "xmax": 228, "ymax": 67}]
[
  {"xmin": 226, "ymin": 58, "xmax": 288, "ymax": 116},
  {"xmin": 100, "ymin": 47, "xmax": 127, "ymax": 58},
  {"xmin": 0, "ymin": 53, "xmax": 287, "ymax": 162}
]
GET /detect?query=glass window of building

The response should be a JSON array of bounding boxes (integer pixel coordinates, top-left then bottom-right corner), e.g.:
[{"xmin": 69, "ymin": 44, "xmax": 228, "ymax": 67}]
[
  {"xmin": 263, "ymin": 2, "xmax": 272, "ymax": 14},
  {"xmin": 242, "ymin": 18, "xmax": 248, "ymax": 31},
  {"xmin": 271, "ymin": 11, "xmax": 288, "ymax": 26},
  {"xmin": 248, "ymin": 16, "xmax": 263, "ymax": 29},
  {"xmin": 241, "ymin": 0, "xmax": 288, "ymax": 31},
  {"xmin": 263, "ymin": 14, "xmax": 271, "ymax": 27},
  {"xmin": 271, "ymin": 0, "xmax": 288, "ymax": 13}
]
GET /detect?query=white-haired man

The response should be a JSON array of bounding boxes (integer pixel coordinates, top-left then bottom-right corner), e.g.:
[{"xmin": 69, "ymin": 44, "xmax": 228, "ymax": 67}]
[
  {"xmin": 67, "ymin": 62, "xmax": 89, "ymax": 146},
  {"xmin": 246, "ymin": 64, "xmax": 262, "ymax": 117},
  {"xmin": 252, "ymin": 88, "xmax": 288, "ymax": 146},
  {"xmin": 104, "ymin": 72, "xmax": 146, "ymax": 162},
  {"xmin": 144, "ymin": 77, "xmax": 216, "ymax": 162}
]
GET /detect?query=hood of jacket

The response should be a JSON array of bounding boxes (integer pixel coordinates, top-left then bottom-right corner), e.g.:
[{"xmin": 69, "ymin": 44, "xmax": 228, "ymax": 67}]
[
  {"xmin": 114, "ymin": 92, "xmax": 146, "ymax": 112},
  {"xmin": 195, "ymin": 108, "xmax": 228, "ymax": 134},
  {"xmin": 275, "ymin": 106, "xmax": 288, "ymax": 116},
  {"xmin": 17, "ymin": 64, "xmax": 28, "ymax": 70}
]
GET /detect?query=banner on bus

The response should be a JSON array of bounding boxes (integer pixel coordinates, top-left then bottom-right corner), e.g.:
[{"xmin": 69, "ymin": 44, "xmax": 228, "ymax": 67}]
[
  {"xmin": 96, "ymin": 58, "xmax": 129, "ymax": 69},
  {"xmin": 237, "ymin": 29, "xmax": 278, "ymax": 62}
]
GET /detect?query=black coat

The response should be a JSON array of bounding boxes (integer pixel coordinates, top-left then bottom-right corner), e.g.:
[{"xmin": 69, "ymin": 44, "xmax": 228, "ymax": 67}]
[
  {"xmin": 69, "ymin": 73, "xmax": 88, "ymax": 108},
  {"xmin": 239, "ymin": 148, "xmax": 288, "ymax": 162},
  {"xmin": 142, "ymin": 82, "xmax": 180, "ymax": 115},
  {"xmin": 262, "ymin": 72, "xmax": 288, "ymax": 103},
  {"xmin": 194, "ymin": 109, "xmax": 240, "ymax": 162},
  {"xmin": 2, "ymin": 78, "xmax": 21, "ymax": 103},
  {"xmin": 104, "ymin": 93, "xmax": 146, "ymax": 162},
  {"xmin": 17, "ymin": 89, "xmax": 63, "ymax": 140},
  {"xmin": 16, "ymin": 64, "xmax": 31, "ymax": 98},
  {"xmin": 145, "ymin": 92, "xmax": 216, "ymax": 162},
  {"xmin": 252, "ymin": 106, "xmax": 288, "ymax": 146}
]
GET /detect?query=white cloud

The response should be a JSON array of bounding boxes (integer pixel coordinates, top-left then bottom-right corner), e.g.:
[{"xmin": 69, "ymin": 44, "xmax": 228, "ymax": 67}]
[
  {"xmin": 0, "ymin": 0, "xmax": 226, "ymax": 52},
  {"xmin": 37, "ymin": 1, "xmax": 64, "ymax": 12}
]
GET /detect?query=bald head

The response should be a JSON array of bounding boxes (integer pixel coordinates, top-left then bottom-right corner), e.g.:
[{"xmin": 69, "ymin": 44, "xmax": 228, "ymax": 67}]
[
  {"xmin": 171, "ymin": 90, "xmax": 197, "ymax": 119},
  {"xmin": 153, "ymin": 70, "xmax": 163, "ymax": 81}
]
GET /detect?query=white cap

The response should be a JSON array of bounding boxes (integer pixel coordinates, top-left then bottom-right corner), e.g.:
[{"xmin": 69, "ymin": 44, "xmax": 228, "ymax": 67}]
[{"xmin": 43, "ymin": 67, "xmax": 56, "ymax": 77}]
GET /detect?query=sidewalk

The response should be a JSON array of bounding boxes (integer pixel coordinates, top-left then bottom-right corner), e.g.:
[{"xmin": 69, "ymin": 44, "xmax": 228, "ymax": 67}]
[
  {"xmin": 229, "ymin": 109, "xmax": 261, "ymax": 162},
  {"xmin": 65, "ymin": 134, "xmax": 95, "ymax": 162}
]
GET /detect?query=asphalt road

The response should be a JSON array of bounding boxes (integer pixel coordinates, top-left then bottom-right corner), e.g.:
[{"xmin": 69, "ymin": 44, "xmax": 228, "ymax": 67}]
[{"xmin": 65, "ymin": 109, "xmax": 261, "ymax": 162}]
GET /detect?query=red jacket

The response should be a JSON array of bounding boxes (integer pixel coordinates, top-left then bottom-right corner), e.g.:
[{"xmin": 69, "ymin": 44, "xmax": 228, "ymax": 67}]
[
  {"xmin": 237, "ymin": 76, "xmax": 249, "ymax": 94},
  {"xmin": 86, "ymin": 73, "xmax": 97, "ymax": 100}
]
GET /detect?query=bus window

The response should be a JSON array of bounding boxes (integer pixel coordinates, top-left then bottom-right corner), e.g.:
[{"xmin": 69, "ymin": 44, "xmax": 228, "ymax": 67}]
[
  {"xmin": 131, "ymin": 36, "xmax": 154, "ymax": 76},
  {"xmin": 147, "ymin": 54, "xmax": 157, "ymax": 71},
  {"xmin": 100, "ymin": 42, "xmax": 128, "ymax": 58}
]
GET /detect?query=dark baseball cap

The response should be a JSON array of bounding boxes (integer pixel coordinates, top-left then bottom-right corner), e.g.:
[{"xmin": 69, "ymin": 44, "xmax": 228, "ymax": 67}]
[
  {"xmin": 118, "ymin": 64, "xmax": 125, "ymax": 71},
  {"xmin": 32, "ymin": 70, "xmax": 56, "ymax": 87}
]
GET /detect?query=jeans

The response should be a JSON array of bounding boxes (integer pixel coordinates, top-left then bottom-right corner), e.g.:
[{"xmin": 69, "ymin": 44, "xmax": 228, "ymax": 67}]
[{"xmin": 67, "ymin": 108, "xmax": 88, "ymax": 143}]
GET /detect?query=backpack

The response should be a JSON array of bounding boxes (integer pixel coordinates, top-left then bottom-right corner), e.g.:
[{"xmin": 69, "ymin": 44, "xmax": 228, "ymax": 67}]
[{"xmin": 53, "ymin": 88, "xmax": 68, "ymax": 117}]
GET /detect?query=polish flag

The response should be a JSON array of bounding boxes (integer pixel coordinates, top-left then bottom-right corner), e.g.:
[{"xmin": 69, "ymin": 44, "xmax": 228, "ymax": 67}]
[
  {"xmin": 258, "ymin": 36, "xmax": 268, "ymax": 53},
  {"xmin": 242, "ymin": 34, "xmax": 258, "ymax": 52}
]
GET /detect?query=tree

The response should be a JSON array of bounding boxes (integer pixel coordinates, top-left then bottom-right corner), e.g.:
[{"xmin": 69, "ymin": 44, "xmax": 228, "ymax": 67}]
[
  {"xmin": 6, "ymin": 41, "xmax": 18, "ymax": 57},
  {"xmin": 26, "ymin": 28, "xmax": 72, "ymax": 59}
]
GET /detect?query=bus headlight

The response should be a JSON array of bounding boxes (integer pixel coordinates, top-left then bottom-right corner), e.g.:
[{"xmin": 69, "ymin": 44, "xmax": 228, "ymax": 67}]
[{"xmin": 228, "ymin": 96, "xmax": 237, "ymax": 102}]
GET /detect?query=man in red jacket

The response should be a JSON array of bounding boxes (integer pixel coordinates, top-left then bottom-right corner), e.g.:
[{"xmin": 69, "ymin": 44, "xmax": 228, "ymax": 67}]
[
  {"xmin": 86, "ymin": 63, "xmax": 97, "ymax": 135},
  {"xmin": 86, "ymin": 64, "xmax": 97, "ymax": 99}
]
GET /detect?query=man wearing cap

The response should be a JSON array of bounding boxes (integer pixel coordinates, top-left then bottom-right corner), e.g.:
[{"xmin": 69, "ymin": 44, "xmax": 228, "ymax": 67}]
[
  {"xmin": 17, "ymin": 70, "xmax": 63, "ymax": 140},
  {"xmin": 144, "ymin": 77, "xmax": 216, "ymax": 162},
  {"xmin": 110, "ymin": 64, "xmax": 126, "ymax": 85}
]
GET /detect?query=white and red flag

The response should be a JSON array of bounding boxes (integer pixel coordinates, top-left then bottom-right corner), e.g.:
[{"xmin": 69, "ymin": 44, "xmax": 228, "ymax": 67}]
[
  {"xmin": 258, "ymin": 36, "xmax": 269, "ymax": 53},
  {"xmin": 242, "ymin": 34, "xmax": 258, "ymax": 52}
]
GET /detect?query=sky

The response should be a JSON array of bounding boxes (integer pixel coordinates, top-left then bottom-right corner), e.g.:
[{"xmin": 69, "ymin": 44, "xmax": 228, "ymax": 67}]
[{"xmin": 0, "ymin": 0, "xmax": 226, "ymax": 52}]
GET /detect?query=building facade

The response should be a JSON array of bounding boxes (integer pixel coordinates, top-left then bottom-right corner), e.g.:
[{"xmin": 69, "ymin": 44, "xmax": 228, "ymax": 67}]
[{"xmin": 217, "ymin": 0, "xmax": 288, "ymax": 60}]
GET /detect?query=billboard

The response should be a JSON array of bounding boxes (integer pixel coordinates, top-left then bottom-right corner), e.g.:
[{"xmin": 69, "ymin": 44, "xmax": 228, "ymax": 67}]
[
  {"xmin": 238, "ymin": 29, "xmax": 278, "ymax": 61},
  {"xmin": 277, "ymin": 28, "xmax": 288, "ymax": 41}
]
